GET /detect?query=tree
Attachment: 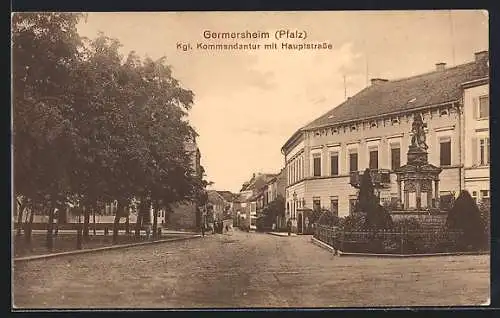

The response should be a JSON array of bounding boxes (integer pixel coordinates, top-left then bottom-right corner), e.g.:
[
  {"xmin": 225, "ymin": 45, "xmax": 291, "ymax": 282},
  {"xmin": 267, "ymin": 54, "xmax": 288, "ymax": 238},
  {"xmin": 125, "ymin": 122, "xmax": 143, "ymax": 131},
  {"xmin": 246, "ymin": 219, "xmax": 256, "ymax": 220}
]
[
  {"xmin": 446, "ymin": 190, "xmax": 487, "ymax": 250},
  {"xmin": 12, "ymin": 13, "xmax": 85, "ymax": 243},
  {"xmin": 357, "ymin": 169, "xmax": 393, "ymax": 230},
  {"xmin": 13, "ymin": 14, "xmax": 205, "ymax": 247},
  {"xmin": 259, "ymin": 195, "xmax": 285, "ymax": 230}
]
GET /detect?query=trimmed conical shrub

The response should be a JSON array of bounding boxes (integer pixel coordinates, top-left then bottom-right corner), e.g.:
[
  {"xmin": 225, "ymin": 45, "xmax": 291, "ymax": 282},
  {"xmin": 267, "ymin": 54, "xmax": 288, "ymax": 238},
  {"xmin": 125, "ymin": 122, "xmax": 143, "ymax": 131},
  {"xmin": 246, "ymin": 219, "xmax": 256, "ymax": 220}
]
[{"xmin": 446, "ymin": 190, "xmax": 487, "ymax": 250}]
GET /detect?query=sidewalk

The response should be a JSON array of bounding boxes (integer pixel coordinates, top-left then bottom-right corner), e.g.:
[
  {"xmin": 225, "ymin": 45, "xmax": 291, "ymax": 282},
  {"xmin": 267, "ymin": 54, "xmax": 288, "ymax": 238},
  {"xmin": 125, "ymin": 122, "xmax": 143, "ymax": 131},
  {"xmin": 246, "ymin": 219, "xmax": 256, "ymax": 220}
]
[
  {"xmin": 13, "ymin": 234, "xmax": 201, "ymax": 262},
  {"xmin": 268, "ymin": 232, "xmax": 297, "ymax": 237}
]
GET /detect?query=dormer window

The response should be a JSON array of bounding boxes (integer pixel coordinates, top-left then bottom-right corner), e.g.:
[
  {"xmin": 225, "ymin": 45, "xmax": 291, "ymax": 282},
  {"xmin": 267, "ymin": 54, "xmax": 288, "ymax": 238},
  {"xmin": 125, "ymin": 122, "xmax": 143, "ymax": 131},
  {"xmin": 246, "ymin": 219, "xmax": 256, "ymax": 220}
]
[
  {"xmin": 391, "ymin": 118, "xmax": 400, "ymax": 125},
  {"xmin": 370, "ymin": 121, "xmax": 378, "ymax": 128},
  {"xmin": 332, "ymin": 128, "xmax": 338, "ymax": 134},
  {"xmin": 440, "ymin": 109, "xmax": 449, "ymax": 116},
  {"xmin": 350, "ymin": 125, "xmax": 357, "ymax": 132},
  {"xmin": 315, "ymin": 131, "xmax": 321, "ymax": 136}
]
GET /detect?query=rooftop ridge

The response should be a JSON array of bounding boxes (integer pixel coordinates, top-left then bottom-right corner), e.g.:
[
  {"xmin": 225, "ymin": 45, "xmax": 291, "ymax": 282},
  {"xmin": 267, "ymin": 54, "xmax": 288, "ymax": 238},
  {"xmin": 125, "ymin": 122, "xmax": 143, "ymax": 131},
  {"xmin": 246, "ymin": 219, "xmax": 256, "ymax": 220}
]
[{"xmin": 385, "ymin": 61, "xmax": 477, "ymax": 84}]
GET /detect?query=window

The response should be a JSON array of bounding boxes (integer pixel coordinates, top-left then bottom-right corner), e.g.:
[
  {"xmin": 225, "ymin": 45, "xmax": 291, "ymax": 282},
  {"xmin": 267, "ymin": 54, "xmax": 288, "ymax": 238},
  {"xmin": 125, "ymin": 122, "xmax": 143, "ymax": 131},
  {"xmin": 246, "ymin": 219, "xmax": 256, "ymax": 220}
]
[
  {"xmin": 472, "ymin": 191, "xmax": 478, "ymax": 204},
  {"xmin": 349, "ymin": 198, "xmax": 357, "ymax": 215},
  {"xmin": 330, "ymin": 198, "xmax": 338, "ymax": 217},
  {"xmin": 478, "ymin": 96, "xmax": 489, "ymax": 119},
  {"xmin": 480, "ymin": 190, "xmax": 490, "ymax": 205},
  {"xmin": 349, "ymin": 152, "xmax": 358, "ymax": 172},
  {"xmin": 369, "ymin": 148, "xmax": 378, "ymax": 170},
  {"xmin": 479, "ymin": 137, "xmax": 490, "ymax": 166},
  {"xmin": 439, "ymin": 137, "xmax": 451, "ymax": 166},
  {"xmin": 313, "ymin": 198, "xmax": 321, "ymax": 211},
  {"xmin": 391, "ymin": 146, "xmax": 401, "ymax": 170},
  {"xmin": 330, "ymin": 153, "xmax": 339, "ymax": 176},
  {"xmin": 313, "ymin": 155, "xmax": 321, "ymax": 177},
  {"xmin": 439, "ymin": 192, "xmax": 454, "ymax": 211}
]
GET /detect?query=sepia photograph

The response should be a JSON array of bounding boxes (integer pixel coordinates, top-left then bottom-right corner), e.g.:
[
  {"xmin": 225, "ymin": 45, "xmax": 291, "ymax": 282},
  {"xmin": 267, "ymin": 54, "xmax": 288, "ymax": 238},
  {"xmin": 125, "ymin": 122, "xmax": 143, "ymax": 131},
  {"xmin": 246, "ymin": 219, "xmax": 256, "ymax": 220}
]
[{"xmin": 11, "ymin": 10, "xmax": 490, "ymax": 309}]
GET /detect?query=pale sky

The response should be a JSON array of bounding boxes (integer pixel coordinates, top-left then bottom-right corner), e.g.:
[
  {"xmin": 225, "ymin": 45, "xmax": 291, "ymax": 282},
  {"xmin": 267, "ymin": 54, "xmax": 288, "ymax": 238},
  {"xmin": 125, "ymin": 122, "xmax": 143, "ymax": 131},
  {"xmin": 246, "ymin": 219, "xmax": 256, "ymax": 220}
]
[{"xmin": 76, "ymin": 10, "xmax": 488, "ymax": 193}]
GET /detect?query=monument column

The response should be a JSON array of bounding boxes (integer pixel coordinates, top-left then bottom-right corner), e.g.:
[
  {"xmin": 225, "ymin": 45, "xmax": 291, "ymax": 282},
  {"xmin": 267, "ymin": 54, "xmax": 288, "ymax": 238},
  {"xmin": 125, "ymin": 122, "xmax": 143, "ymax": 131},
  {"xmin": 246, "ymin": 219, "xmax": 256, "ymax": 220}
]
[
  {"xmin": 434, "ymin": 179, "xmax": 440, "ymax": 208},
  {"xmin": 415, "ymin": 180, "xmax": 421, "ymax": 210},
  {"xmin": 404, "ymin": 184, "xmax": 409, "ymax": 210},
  {"xmin": 427, "ymin": 180, "xmax": 432, "ymax": 208},
  {"xmin": 397, "ymin": 178, "xmax": 402, "ymax": 209}
]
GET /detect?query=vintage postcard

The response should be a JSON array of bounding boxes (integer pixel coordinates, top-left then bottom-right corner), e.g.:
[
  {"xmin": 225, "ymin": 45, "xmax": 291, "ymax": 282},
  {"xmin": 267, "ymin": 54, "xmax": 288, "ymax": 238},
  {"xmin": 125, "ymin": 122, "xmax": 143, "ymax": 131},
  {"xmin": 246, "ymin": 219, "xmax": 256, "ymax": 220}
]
[{"xmin": 12, "ymin": 10, "xmax": 490, "ymax": 309}]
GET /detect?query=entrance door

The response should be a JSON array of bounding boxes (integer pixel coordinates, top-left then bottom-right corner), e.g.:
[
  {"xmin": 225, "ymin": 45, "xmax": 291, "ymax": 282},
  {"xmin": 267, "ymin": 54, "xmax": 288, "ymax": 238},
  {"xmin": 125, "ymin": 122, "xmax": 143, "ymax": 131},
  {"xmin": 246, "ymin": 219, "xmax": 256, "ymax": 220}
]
[{"xmin": 297, "ymin": 213, "xmax": 303, "ymax": 234}]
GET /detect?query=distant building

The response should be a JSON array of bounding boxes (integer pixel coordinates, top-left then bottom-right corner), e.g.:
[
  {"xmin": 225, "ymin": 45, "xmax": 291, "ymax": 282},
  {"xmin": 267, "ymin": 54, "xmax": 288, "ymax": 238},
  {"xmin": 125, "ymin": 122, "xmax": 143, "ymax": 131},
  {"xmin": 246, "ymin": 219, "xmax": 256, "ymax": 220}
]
[
  {"xmin": 238, "ymin": 173, "xmax": 278, "ymax": 230},
  {"xmin": 281, "ymin": 51, "xmax": 489, "ymax": 233},
  {"xmin": 164, "ymin": 137, "xmax": 203, "ymax": 230},
  {"xmin": 262, "ymin": 168, "xmax": 287, "ymax": 229}
]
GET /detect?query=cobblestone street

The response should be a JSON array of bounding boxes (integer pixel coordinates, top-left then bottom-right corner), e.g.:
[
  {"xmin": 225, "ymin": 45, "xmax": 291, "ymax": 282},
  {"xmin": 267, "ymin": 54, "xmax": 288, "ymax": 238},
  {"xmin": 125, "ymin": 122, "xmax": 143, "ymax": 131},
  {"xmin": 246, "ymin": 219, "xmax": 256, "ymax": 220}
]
[{"xmin": 13, "ymin": 230, "xmax": 489, "ymax": 308}]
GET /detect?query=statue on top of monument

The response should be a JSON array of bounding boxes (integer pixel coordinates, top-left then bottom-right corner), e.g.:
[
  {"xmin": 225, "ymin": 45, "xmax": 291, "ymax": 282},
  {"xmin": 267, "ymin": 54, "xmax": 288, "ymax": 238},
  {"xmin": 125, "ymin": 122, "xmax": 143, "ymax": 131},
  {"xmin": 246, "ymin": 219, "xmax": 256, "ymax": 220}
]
[{"xmin": 410, "ymin": 113, "xmax": 428, "ymax": 150}]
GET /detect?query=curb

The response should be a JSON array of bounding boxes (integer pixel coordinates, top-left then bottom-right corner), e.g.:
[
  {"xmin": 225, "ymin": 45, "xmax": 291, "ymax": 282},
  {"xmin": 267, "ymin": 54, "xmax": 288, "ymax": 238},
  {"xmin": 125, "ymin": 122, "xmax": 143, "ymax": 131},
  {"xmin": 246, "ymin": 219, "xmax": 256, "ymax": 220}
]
[
  {"xmin": 14, "ymin": 235, "xmax": 202, "ymax": 262},
  {"xmin": 268, "ymin": 232, "xmax": 297, "ymax": 237},
  {"xmin": 310, "ymin": 237, "xmax": 490, "ymax": 258},
  {"xmin": 338, "ymin": 251, "xmax": 491, "ymax": 258},
  {"xmin": 311, "ymin": 237, "xmax": 336, "ymax": 253}
]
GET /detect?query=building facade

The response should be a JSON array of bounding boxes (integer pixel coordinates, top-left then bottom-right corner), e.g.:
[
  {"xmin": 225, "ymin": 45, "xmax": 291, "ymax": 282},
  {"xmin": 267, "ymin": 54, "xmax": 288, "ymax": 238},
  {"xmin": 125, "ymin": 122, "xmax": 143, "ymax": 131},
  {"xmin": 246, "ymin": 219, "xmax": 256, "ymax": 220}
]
[
  {"xmin": 462, "ymin": 77, "xmax": 490, "ymax": 206},
  {"xmin": 281, "ymin": 51, "xmax": 489, "ymax": 233},
  {"xmin": 165, "ymin": 137, "xmax": 203, "ymax": 230},
  {"xmin": 238, "ymin": 173, "xmax": 277, "ymax": 230}
]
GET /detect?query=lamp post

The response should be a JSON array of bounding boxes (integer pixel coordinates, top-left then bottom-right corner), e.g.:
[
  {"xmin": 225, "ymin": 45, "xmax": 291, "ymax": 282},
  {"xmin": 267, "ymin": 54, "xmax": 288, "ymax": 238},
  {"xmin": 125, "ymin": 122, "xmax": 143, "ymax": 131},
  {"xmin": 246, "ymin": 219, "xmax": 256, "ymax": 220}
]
[{"xmin": 292, "ymin": 191, "xmax": 297, "ymax": 220}]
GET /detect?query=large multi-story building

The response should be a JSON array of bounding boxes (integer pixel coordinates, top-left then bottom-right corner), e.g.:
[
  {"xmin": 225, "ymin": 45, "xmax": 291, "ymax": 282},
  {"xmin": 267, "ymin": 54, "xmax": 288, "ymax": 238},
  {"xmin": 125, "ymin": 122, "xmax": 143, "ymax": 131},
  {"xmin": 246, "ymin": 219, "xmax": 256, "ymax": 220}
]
[{"xmin": 281, "ymin": 51, "xmax": 489, "ymax": 233}]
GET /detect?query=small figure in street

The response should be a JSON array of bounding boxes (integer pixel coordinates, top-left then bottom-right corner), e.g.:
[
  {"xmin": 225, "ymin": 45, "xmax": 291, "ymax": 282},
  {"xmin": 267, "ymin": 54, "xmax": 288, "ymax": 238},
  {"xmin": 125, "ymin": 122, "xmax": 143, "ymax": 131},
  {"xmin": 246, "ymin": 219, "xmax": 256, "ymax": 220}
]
[
  {"xmin": 201, "ymin": 224, "xmax": 205, "ymax": 237},
  {"xmin": 287, "ymin": 219, "xmax": 292, "ymax": 236},
  {"xmin": 225, "ymin": 224, "xmax": 229, "ymax": 232},
  {"xmin": 213, "ymin": 221, "xmax": 216, "ymax": 234}
]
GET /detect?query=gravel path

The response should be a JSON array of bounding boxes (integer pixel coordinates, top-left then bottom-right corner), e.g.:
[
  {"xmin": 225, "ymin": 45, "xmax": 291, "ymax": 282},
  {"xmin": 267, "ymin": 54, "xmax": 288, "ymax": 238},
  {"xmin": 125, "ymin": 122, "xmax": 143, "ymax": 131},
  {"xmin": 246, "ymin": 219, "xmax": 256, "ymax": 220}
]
[{"xmin": 13, "ymin": 230, "xmax": 489, "ymax": 308}]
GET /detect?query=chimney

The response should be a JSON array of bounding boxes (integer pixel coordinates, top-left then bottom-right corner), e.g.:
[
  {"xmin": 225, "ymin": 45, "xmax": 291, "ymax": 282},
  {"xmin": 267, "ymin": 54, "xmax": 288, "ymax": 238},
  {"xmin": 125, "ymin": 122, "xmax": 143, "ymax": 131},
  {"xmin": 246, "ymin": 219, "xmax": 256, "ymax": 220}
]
[
  {"xmin": 435, "ymin": 62, "xmax": 446, "ymax": 71},
  {"xmin": 474, "ymin": 50, "xmax": 488, "ymax": 63},
  {"xmin": 370, "ymin": 78, "xmax": 388, "ymax": 85}
]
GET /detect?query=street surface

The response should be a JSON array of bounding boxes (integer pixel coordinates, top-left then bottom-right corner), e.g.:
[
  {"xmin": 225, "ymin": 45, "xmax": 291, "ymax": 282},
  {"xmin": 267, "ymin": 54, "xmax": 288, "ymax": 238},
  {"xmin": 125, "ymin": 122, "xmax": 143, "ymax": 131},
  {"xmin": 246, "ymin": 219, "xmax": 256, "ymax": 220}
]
[{"xmin": 13, "ymin": 230, "xmax": 489, "ymax": 308}]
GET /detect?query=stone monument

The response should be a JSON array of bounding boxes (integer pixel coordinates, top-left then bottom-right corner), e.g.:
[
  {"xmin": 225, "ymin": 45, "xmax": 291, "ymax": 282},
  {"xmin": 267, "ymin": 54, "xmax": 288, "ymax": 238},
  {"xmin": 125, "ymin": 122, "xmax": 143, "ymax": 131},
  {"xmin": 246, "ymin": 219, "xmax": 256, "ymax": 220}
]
[{"xmin": 393, "ymin": 113, "xmax": 444, "ymax": 224}]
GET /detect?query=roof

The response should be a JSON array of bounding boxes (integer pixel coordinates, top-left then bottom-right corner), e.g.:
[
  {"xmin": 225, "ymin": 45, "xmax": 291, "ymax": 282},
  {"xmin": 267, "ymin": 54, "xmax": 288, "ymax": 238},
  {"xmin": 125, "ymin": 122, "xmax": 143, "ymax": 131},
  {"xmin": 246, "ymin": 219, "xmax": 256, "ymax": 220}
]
[
  {"xmin": 240, "ymin": 173, "xmax": 277, "ymax": 192},
  {"xmin": 247, "ymin": 189, "xmax": 265, "ymax": 202},
  {"xmin": 216, "ymin": 191, "xmax": 236, "ymax": 202},
  {"xmin": 207, "ymin": 190, "xmax": 225, "ymax": 204},
  {"xmin": 302, "ymin": 56, "xmax": 489, "ymax": 131}
]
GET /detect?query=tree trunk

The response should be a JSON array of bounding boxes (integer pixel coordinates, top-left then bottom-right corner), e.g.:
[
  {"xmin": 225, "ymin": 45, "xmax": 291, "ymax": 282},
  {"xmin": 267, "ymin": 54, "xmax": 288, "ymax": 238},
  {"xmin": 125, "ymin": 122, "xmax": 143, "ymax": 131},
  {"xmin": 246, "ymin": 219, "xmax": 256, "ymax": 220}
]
[
  {"xmin": 55, "ymin": 208, "xmax": 60, "ymax": 236},
  {"xmin": 125, "ymin": 213, "xmax": 130, "ymax": 235},
  {"xmin": 93, "ymin": 207, "xmax": 96, "ymax": 236},
  {"xmin": 112, "ymin": 201, "xmax": 121, "ymax": 244},
  {"xmin": 83, "ymin": 206, "xmax": 90, "ymax": 240},
  {"xmin": 46, "ymin": 206, "xmax": 55, "ymax": 250},
  {"xmin": 16, "ymin": 203, "xmax": 26, "ymax": 236},
  {"xmin": 152, "ymin": 201, "xmax": 158, "ymax": 240},
  {"xmin": 135, "ymin": 212, "xmax": 142, "ymax": 239},
  {"xmin": 25, "ymin": 203, "xmax": 35, "ymax": 243}
]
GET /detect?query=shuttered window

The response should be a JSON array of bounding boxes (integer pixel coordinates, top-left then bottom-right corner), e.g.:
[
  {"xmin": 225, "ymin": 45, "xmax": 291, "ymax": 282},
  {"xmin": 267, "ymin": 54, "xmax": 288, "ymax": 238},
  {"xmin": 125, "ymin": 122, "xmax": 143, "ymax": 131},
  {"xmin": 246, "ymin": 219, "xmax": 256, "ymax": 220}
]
[
  {"xmin": 369, "ymin": 149, "xmax": 378, "ymax": 170},
  {"xmin": 313, "ymin": 156, "xmax": 321, "ymax": 177},
  {"xmin": 349, "ymin": 152, "xmax": 358, "ymax": 172},
  {"xmin": 330, "ymin": 153, "xmax": 339, "ymax": 176},
  {"xmin": 391, "ymin": 146, "xmax": 401, "ymax": 170},
  {"xmin": 479, "ymin": 96, "xmax": 489, "ymax": 119},
  {"xmin": 439, "ymin": 137, "xmax": 451, "ymax": 166}
]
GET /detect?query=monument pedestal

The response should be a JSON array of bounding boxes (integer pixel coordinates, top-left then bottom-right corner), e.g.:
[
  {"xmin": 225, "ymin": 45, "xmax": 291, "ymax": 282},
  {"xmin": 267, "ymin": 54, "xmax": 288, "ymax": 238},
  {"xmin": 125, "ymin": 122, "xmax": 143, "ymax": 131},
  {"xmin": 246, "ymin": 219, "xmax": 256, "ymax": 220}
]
[{"xmin": 394, "ymin": 145, "xmax": 442, "ymax": 213}]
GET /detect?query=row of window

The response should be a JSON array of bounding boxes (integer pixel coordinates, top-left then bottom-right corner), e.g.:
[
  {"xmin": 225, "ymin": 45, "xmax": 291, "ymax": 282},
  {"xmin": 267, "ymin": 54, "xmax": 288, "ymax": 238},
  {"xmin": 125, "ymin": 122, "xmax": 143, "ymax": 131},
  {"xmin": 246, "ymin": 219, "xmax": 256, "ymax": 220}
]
[
  {"xmin": 288, "ymin": 136, "xmax": 488, "ymax": 185},
  {"xmin": 305, "ymin": 189, "xmax": 489, "ymax": 216},
  {"xmin": 309, "ymin": 139, "xmax": 454, "ymax": 178},
  {"xmin": 288, "ymin": 155, "xmax": 304, "ymax": 185}
]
